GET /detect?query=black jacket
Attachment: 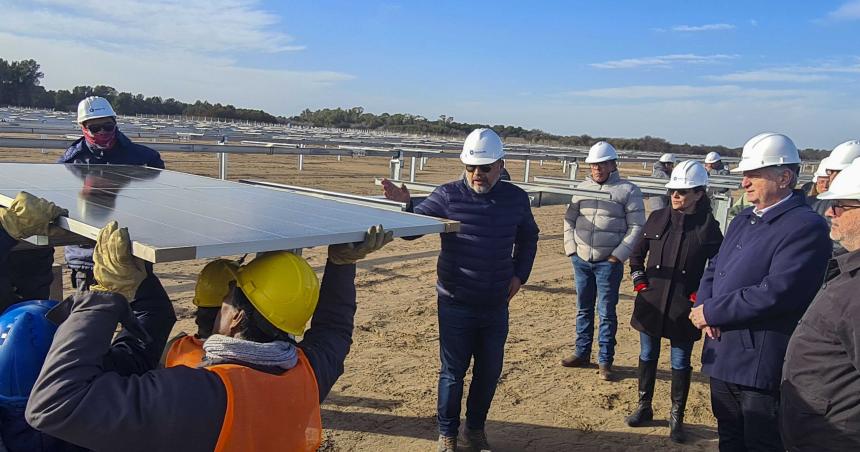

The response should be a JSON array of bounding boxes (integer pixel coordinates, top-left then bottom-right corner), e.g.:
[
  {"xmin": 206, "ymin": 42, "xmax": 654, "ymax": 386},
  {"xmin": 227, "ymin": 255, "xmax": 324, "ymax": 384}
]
[
  {"xmin": 781, "ymin": 249, "xmax": 860, "ymax": 451},
  {"xmin": 629, "ymin": 206, "xmax": 723, "ymax": 342}
]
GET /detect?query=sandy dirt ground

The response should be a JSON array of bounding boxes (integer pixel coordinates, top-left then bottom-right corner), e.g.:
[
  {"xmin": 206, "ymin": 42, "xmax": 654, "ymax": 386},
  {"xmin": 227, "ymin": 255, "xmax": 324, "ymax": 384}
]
[{"xmin": 0, "ymin": 145, "xmax": 718, "ymax": 451}]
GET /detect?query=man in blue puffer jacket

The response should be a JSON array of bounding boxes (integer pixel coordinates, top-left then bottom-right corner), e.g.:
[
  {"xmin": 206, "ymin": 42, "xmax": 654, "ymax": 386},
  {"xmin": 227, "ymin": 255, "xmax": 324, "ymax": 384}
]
[
  {"xmin": 58, "ymin": 96, "xmax": 165, "ymax": 291},
  {"xmin": 382, "ymin": 128, "xmax": 539, "ymax": 452}
]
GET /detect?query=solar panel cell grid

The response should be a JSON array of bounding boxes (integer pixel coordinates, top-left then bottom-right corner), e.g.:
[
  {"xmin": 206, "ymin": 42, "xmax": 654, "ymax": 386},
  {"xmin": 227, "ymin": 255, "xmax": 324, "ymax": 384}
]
[{"xmin": 0, "ymin": 163, "xmax": 457, "ymax": 262}]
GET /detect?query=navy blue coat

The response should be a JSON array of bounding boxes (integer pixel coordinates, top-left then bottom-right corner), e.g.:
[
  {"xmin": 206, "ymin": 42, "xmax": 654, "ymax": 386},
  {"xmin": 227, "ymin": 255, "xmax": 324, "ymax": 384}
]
[
  {"xmin": 695, "ymin": 191, "xmax": 831, "ymax": 390},
  {"xmin": 59, "ymin": 131, "xmax": 165, "ymax": 168},
  {"xmin": 411, "ymin": 179, "xmax": 539, "ymax": 306},
  {"xmin": 58, "ymin": 130, "xmax": 165, "ymax": 270}
]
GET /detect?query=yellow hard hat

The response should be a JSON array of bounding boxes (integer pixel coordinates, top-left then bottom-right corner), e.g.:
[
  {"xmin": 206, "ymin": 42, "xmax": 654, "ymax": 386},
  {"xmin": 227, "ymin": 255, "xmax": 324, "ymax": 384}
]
[
  {"xmin": 233, "ymin": 251, "xmax": 320, "ymax": 336},
  {"xmin": 194, "ymin": 259, "xmax": 240, "ymax": 308}
]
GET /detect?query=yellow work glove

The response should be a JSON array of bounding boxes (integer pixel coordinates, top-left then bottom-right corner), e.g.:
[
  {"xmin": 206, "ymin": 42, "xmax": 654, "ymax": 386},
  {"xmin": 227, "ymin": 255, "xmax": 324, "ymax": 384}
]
[
  {"xmin": 0, "ymin": 191, "xmax": 67, "ymax": 239},
  {"xmin": 90, "ymin": 221, "xmax": 147, "ymax": 301},
  {"xmin": 328, "ymin": 224, "xmax": 393, "ymax": 265}
]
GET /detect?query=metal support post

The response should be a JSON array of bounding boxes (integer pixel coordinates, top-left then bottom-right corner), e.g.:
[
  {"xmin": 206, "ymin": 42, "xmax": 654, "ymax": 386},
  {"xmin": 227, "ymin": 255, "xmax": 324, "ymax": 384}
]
[
  {"xmin": 389, "ymin": 156, "xmax": 403, "ymax": 180},
  {"xmin": 298, "ymin": 154, "xmax": 304, "ymax": 171},
  {"xmin": 218, "ymin": 152, "xmax": 228, "ymax": 180},
  {"xmin": 523, "ymin": 159, "xmax": 531, "ymax": 182},
  {"xmin": 569, "ymin": 161, "xmax": 579, "ymax": 180},
  {"xmin": 409, "ymin": 156, "xmax": 417, "ymax": 182}
]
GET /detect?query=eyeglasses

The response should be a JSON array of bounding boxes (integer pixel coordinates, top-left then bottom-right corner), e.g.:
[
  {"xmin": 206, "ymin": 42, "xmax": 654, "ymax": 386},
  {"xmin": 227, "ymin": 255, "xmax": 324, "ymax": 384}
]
[
  {"xmin": 465, "ymin": 164, "xmax": 494, "ymax": 173},
  {"xmin": 86, "ymin": 123, "xmax": 116, "ymax": 134},
  {"xmin": 668, "ymin": 188, "xmax": 692, "ymax": 196},
  {"xmin": 830, "ymin": 203, "xmax": 860, "ymax": 217}
]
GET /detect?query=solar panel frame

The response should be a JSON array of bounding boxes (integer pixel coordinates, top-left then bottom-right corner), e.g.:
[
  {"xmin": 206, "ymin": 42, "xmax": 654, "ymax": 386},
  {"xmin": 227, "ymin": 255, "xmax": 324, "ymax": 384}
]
[{"xmin": 0, "ymin": 163, "xmax": 458, "ymax": 263}]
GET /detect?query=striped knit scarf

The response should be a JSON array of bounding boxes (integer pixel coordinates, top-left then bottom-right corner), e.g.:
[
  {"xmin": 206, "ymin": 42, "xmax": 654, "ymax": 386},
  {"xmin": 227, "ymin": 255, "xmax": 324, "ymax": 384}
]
[{"xmin": 202, "ymin": 334, "xmax": 298, "ymax": 370}]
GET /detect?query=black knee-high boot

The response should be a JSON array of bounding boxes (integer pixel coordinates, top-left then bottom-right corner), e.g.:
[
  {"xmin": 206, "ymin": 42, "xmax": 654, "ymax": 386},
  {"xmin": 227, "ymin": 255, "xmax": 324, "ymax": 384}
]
[
  {"xmin": 669, "ymin": 368, "xmax": 692, "ymax": 443},
  {"xmin": 625, "ymin": 359, "xmax": 657, "ymax": 426}
]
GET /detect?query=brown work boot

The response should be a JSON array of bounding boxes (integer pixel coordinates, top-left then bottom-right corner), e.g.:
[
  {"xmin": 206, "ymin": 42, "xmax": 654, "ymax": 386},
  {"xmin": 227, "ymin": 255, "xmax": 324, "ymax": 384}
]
[
  {"xmin": 599, "ymin": 363, "xmax": 614, "ymax": 381},
  {"xmin": 561, "ymin": 354, "xmax": 590, "ymax": 368},
  {"xmin": 462, "ymin": 427, "xmax": 492, "ymax": 452},
  {"xmin": 437, "ymin": 434, "xmax": 457, "ymax": 452}
]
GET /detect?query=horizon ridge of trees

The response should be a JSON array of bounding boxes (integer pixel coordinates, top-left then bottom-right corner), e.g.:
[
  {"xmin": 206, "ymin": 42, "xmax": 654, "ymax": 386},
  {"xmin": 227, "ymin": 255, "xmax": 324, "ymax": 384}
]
[{"xmin": 0, "ymin": 57, "xmax": 826, "ymax": 157}]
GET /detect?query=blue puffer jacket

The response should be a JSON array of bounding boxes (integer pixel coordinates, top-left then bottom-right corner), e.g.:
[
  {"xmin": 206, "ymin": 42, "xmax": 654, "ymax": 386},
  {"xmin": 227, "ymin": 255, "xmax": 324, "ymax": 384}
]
[
  {"xmin": 58, "ymin": 130, "xmax": 165, "ymax": 270},
  {"xmin": 411, "ymin": 179, "xmax": 539, "ymax": 306},
  {"xmin": 59, "ymin": 131, "xmax": 165, "ymax": 167},
  {"xmin": 695, "ymin": 191, "xmax": 831, "ymax": 390}
]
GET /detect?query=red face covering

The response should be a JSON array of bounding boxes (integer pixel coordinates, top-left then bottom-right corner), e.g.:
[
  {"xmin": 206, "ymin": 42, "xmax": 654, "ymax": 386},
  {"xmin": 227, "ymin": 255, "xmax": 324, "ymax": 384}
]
[{"xmin": 81, "ymin": 124, "xmax": 117, "ymax": 151}]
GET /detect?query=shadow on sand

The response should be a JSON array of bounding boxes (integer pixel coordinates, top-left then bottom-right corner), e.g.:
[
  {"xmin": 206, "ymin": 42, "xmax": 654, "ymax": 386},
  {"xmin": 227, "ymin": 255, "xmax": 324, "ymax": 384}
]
[{"xmin": 321, "ymin": 396, "xmax": 718, "ymax": 451}]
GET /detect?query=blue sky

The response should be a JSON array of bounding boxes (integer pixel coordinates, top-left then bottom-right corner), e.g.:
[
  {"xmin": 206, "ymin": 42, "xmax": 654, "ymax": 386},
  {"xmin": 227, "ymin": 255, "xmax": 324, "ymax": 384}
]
[{"xmin": 1, "ymin": 1, "xmax": 859, "ymax": 148}]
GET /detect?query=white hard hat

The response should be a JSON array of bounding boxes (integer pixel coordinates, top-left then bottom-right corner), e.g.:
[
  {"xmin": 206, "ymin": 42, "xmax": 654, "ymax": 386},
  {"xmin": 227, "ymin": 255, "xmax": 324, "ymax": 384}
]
[
  {"xmin": 731, "ymin": 132, "xmax": 800, "ymax": 173},
  {"xmin": 824, "ymin": 140, "xmax": 860, "ymax": 171},
  {"xmin": 665, "ymin": 160, "xmax": 709, "ymax": 189},
  {"xmin": 704, "ymin": 151, "xmax": 722, "ymax": 164},
  {"xmin": 818, "ymin": 160, "xmax": 860, "ymax": 200},
  {"xmin": 814, "ymin": 158, "xmax": 830, "ymax": 178},
  {"xmin": 585, "ymin": 141, "xmax": 618, "ymax": 163},
  {"xmin": 460, "ymin": 128, "xmax": 504, "ymax": 165},
  {"xmin": 659, "ymin": 153, "xmax": 677, "ymax": 164},
  {"xmin": 77, "ymin": 96, "xmax": 117, "ymax": 123}
]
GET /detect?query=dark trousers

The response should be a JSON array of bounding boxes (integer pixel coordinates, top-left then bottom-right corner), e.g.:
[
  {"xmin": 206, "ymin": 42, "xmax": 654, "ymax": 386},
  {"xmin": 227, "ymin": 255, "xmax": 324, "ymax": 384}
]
[
  {"xmin": 436, "ymin": 296, "xmax": 508, "ymax": 437},
  {"xmin": 710, "ymin": 377, "xmax": 783, "ymax": 451}
]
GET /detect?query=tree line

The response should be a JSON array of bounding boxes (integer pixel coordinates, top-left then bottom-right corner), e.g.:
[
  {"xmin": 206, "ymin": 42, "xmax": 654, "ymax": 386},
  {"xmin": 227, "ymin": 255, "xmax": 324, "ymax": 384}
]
[
  {"xmin": 0, "ymin": 58, "xmax": 280, "ymax": 124},
  {"xmin": 1, "ymin": 57, "xmax": 825, "ymax": 158}
]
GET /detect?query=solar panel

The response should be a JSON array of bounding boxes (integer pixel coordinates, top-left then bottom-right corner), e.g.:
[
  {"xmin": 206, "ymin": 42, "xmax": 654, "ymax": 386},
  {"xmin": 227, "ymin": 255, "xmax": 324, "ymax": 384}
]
[{"xmin": 0, "ymin": 163, "xmax": 458, "ymax": 263}]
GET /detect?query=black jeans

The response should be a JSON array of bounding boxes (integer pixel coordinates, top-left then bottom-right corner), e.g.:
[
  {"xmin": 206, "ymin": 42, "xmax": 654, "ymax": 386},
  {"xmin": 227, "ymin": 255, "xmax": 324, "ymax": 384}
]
[{"xmin": 710, "ymin": 377, "xmax": 783, "ymax": 451}]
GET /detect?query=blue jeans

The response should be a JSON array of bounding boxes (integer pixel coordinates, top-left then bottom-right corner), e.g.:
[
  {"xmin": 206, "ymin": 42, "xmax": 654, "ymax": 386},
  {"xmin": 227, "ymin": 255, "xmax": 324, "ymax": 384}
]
[
  {"xmin": 639, "ymin": 332, "xmax": 694, "ymax": 370},
  {"xmin": 437, "ymin": 297, "xmax": 509, "ymax": 437},
  {"xmin": 572, "ymin": 255, "xmax": 623, "ymax": 365}
]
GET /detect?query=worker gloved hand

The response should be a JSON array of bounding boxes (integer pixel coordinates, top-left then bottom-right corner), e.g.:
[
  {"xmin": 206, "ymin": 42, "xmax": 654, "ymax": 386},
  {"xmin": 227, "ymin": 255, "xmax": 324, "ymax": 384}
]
[
  {"xmin": 90, "ymin": 221, "xmax": 147, "ymax": 301},
  {"xmin": 328, "ymin": 224, "xmax": 393, "ymax": 265},
  {"xmin": 0, "ymin": 191, "xmax": 67, "ymax": 239},
  {"xmin": 631, "ymin": 271, "xmax": 649, "ymax": 292}
]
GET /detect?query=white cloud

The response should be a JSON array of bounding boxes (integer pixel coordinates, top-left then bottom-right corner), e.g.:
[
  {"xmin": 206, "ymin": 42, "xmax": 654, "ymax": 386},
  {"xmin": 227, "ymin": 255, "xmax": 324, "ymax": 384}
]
[
  {"xmin": 825, "ymin": 0, "xmax": 860, "ymax": 21},
  {"xmin": 706, "ymin": 62, "xmax": 860, "ymax": 83},
  {"xmin": 590, "ymin": 54, "xmax": 738, "ymax": 70},
  {"xmin": 749, "ymin": 19, "xmax": 759, "ymax": 26},
  {"xmin": 0, "ymin": 31, "xmax": 355, "ymax": 115},
  {"xmin": 0, "ymin": 1, "xmax": 357, "ymax": 115},
  {"xmin": 437, "ymin": 93, "xmax": 852, "ymax": 149},
  {"xmin": 671, "ymin": 23, "xmax": 735, "ymax": 32},
  {"xmin": 561, "ymin": 84, "xmax": 816, "ymax": 100},
  {"xmin": 453, "ymin": 86, "xmax": 849, "ymax": 149},
  {"xmin": 1, "ymin": 0, "xmax": 305, "ymax": 53},
  {"xmin": 706, "ymin": 70, "xmax": 833, "ymax": 83}
]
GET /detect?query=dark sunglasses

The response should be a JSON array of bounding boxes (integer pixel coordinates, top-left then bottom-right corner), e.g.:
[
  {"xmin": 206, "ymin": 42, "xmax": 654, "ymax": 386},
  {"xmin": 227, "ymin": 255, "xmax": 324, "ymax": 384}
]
[
  {"xmin": 465, "ymin": 164, "xmax": 494, "ymax": 173},
  {"xmin": 668, "ymin": 188, "xmax": 692, "ymax": 196},
  {"xmin": 830, "ymin": 203, "xmax": 860, "ymax": 217},
  {"xmin": 87, "ymin": 123, "xmax": 116, "ymax": 134}
]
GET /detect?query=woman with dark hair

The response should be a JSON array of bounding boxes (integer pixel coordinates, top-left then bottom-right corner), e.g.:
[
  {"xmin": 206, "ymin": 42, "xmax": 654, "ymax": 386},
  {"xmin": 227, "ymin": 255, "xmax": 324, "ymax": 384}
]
[{"xmin": 624, "ymin": 160, "xmax": 724, "ymax": 443}]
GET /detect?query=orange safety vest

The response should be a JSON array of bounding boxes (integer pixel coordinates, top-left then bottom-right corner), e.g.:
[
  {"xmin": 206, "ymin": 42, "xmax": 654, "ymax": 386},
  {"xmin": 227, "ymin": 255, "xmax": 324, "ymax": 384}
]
[
  {"xmin": 164, "ymin": 335, "xmax": 205, "ymax": 368},
  {"xmin": 164, "ymin": 336, "xmax": 322, "ymax": 452}
]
